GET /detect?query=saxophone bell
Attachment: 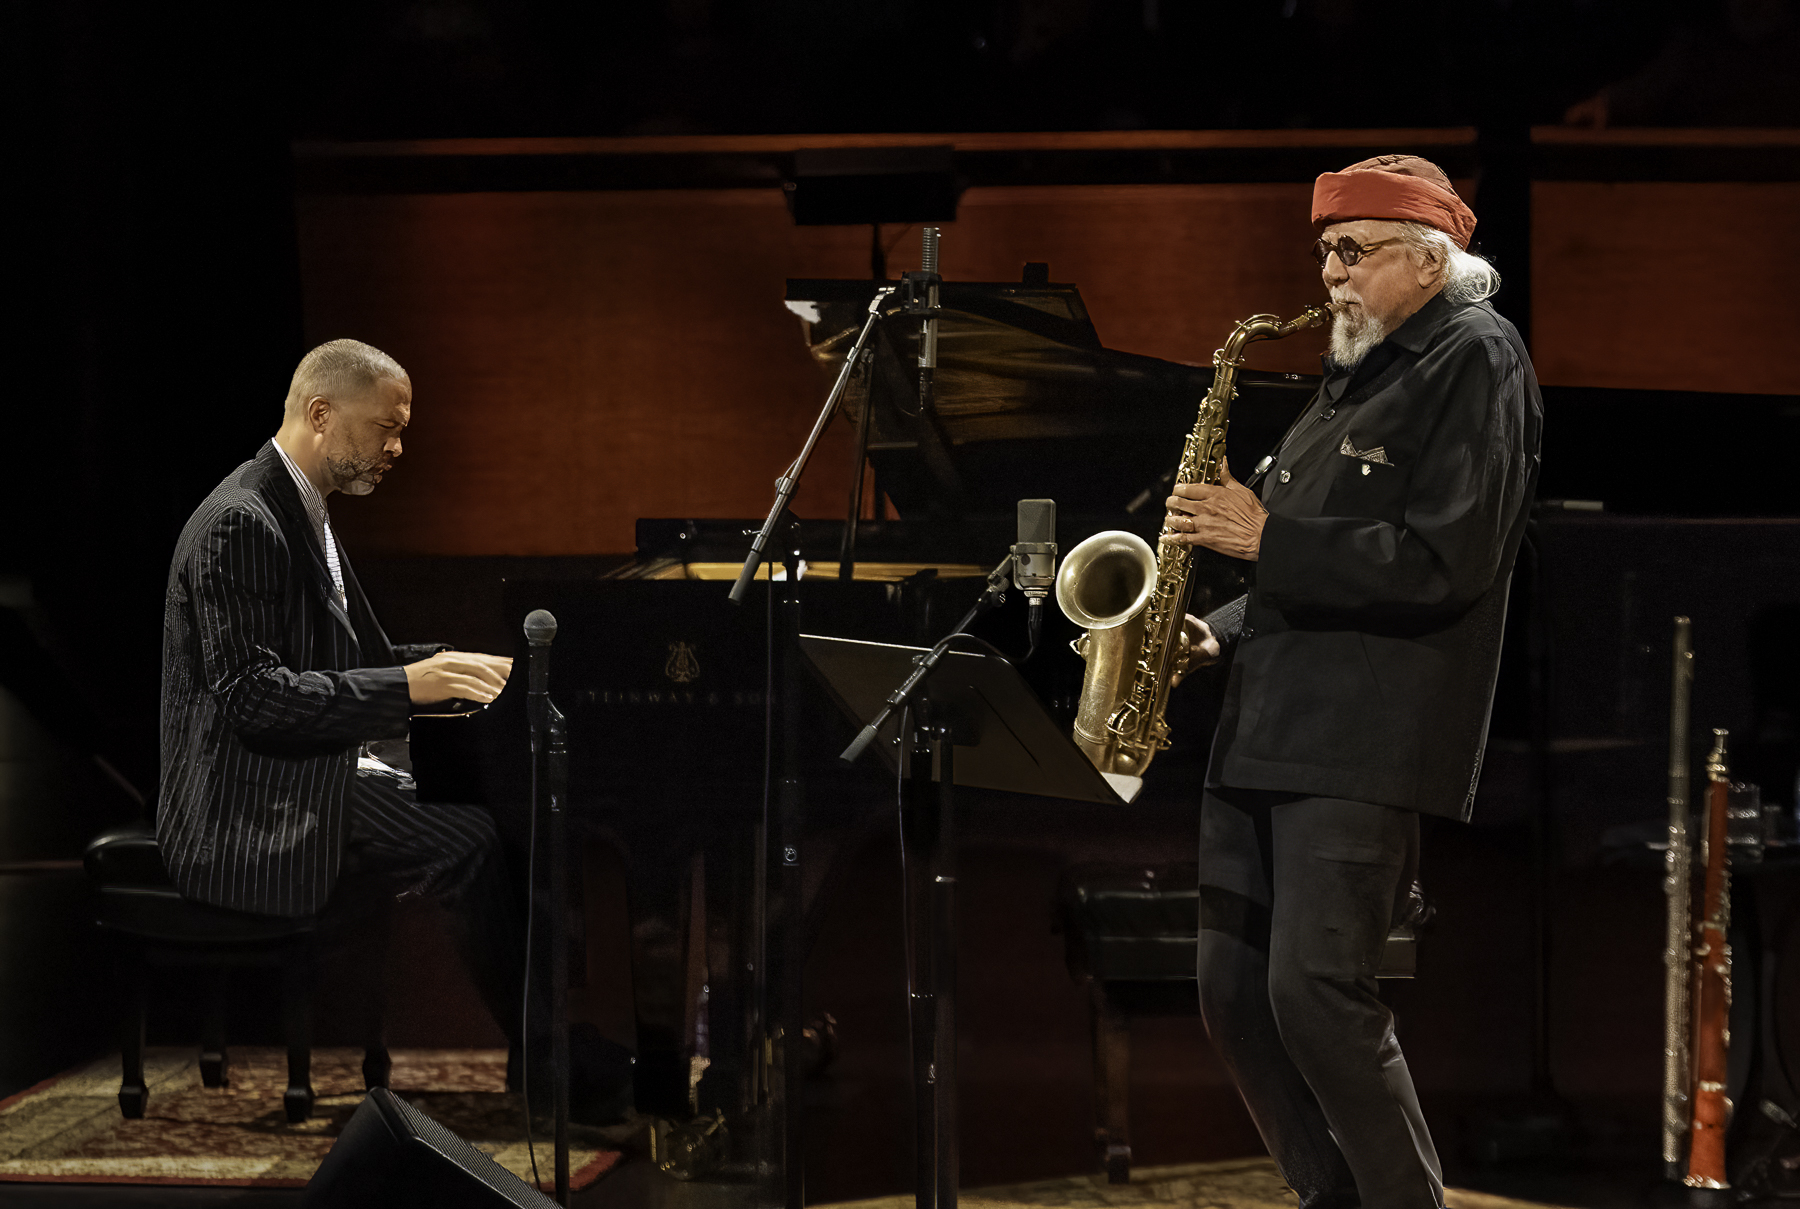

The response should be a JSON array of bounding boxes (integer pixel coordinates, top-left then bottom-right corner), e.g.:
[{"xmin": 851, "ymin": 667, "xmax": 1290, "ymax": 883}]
[
  {"xmin": 1055, "ymin": 530, "xmax": 1158, "ymax": 774},
  {"xmin": 1054, "ymin": 530, "xmax": 1157, "ymax": 632}
]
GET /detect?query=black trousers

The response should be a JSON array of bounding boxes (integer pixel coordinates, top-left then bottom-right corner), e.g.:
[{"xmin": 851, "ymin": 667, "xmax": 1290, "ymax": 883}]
[
  {"xmin": 1197, "ymin": 786, "xmax": 1443, "ymax": 1209},
  {"xmin": 324, "ymin": 765, "xmax": 526, "ymax": 1047}
]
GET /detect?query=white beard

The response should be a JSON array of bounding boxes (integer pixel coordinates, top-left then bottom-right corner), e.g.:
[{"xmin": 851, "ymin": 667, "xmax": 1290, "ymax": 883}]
[{"xmin": 1328, "ymin": 302, "xmax": 1387, "ymax": 368}]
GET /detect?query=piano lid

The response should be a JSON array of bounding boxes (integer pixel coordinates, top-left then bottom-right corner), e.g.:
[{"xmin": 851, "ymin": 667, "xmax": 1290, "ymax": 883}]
[{"xmin": 785, "ymin": 273, "xmax": 1319, "ymax": 522}]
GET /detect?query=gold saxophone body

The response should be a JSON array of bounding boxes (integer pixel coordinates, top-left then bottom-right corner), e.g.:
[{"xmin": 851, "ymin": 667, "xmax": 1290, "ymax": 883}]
[{"xmin": 1054, "ymin": 303, "xmax": 1336, "ymax": 781}]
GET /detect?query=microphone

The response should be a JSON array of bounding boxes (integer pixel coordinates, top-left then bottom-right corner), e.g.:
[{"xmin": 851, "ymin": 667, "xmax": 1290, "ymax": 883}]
[
  {"xmin": 1010, "ymin": 498, "xmax": 1057, "ymax": 657},
  {"xmin": 917, "ymin": 226, "xmax": 940, "ymax": 412},
  {"xmin": 524, "ymin": 609, "xmax": 557, "ymax": 740}
]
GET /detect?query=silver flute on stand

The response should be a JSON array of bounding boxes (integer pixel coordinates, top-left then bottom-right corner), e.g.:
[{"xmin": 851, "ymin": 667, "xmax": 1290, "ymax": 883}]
[{"xmin": 1661, "ymin": 615, "xmax": 1695, "ymax": 1180}]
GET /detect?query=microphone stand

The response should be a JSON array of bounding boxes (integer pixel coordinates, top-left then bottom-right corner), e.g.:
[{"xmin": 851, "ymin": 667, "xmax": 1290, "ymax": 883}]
[
  {"xmin": 726, "ymin": 289, "xmax": 895, "ymax": 1207},
  {"xmin": 777, "ymin": 536, "xmax": 805, "ymax": 1209},
  {"xmin": 839, "ymin": 556, "xmax": 1011, "ymax": 766},
  {"xmin": 525, "ymin": 610, "xmax": 571, "ymax": 1206},
  {"xmin": 837, "ymin": 530, "xmax": 1004, "ymax": 1209},
  {"xmin": 730, "ymin": 286, "xmax": 896, "ymax": 605},
  {"xmin": 547, "ymin": 700, "xmax": 570, "ymax": 1205}
]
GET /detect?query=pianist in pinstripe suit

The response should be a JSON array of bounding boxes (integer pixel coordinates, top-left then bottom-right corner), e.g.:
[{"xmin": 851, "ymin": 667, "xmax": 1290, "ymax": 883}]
[{"xmin": 159, "ymin": 338, "xmax": 523, "ymax": 1039}]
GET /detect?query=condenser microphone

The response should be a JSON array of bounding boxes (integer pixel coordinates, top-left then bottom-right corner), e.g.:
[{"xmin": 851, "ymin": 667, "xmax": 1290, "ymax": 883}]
[
  {"xmin": 917, "ymin": 226, "xmax": 941, "ymax": 411},
  {"xmin": 1010, "ymin": 499, "xmax": 1056, "ymax": 657}
]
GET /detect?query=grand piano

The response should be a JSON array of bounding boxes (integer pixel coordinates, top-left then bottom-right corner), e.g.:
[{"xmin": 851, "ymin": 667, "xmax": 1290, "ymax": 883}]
[{"xmin": 410, "ymin": 265, "xmax": 1320, "ymax": 1162}]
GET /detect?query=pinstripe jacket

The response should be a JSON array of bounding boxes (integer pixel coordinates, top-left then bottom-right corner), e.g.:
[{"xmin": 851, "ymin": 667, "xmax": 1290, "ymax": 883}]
[{"xmin": 158, "ymin": 441, "xmax": 436, "ymax": 917}]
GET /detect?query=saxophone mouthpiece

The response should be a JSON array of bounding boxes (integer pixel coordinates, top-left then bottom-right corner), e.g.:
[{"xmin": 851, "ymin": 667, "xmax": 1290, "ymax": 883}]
[{"xmin": 1280, "ymin": 302, "xmax": 1339, "ymax": 335}]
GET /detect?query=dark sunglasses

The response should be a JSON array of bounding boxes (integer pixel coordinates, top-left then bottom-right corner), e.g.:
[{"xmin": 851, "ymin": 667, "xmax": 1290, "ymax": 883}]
[{"xmin": 1311, "ymin": 235, "xmax": 1403, "ymax": 268}]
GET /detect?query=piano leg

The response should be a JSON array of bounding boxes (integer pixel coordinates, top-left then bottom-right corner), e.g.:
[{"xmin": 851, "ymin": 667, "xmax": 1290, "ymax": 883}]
[
  {"xmin": 625, "ymin": 836, "xmax": 697, "ymax": 1117},
  {"xmin": 622, "ymin": 818, "xmax": 758, "ymax": 1125}
]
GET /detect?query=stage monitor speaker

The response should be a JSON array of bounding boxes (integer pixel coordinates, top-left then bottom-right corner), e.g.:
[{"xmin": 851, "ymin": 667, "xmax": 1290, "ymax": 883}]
[{"xmin": 302, "ymin": 1086, "xmax": 557, "ymax": 1207}]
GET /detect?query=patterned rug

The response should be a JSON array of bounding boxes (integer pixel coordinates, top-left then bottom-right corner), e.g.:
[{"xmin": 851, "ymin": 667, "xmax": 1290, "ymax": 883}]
[
  {"xmin": 824, "ymin": 1159, "xmax": 1577, "ymax": 1209},
  {"xmin": 0, "ymin": 1047, "xmax": 624, "ymax": 1189}
]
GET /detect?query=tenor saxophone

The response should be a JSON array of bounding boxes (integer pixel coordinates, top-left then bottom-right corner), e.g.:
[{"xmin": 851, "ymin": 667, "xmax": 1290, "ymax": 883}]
[{"xmin": 1055, "ymin": 303, "xmax": 1335, "ymax": 781}]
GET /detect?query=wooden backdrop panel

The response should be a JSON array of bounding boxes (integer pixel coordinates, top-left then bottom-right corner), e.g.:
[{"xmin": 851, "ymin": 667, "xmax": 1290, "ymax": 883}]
[
  {"xmin": 298, "ymin": 181, "xmax": 1796, "ymax": 557},
  {"xmin": 299, "ymin": 190, "xmax": 864, "ymax": 558},
  {"xmin": 298, "ymin": 184, "xmax": 1337, "ymax": 556},
  {"xmin": 1532, "ymin": 182, "xmax": 1800, "ymax": 395}
]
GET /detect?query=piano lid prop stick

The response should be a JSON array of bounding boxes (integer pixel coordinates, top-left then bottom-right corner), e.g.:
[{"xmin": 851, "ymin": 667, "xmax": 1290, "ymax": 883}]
[{"xmin": 729, "ymin": 286, "xmax": 897, "ymax": 605}]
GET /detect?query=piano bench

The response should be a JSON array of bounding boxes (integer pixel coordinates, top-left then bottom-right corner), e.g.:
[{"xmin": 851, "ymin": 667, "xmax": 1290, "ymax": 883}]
[
  {"xmin": 1057, "ymin": 863, "xmax": 1423, "ymax": 1184},
  {"xmin": 83, "ymin": 822, "xmax": 390, "ymax": 1123}
]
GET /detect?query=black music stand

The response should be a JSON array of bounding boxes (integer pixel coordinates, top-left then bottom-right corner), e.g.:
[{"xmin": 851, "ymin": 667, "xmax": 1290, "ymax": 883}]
[{"xmin": 800, "ymin": 635, "xmax": 1136, "ymax": 1209}]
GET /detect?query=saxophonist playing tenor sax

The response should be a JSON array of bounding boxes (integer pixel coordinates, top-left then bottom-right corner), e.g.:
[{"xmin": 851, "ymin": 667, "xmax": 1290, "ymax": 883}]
[{"xmin": 1163, "ymin": 155, "xmax": 1542, "ymax": 1209}]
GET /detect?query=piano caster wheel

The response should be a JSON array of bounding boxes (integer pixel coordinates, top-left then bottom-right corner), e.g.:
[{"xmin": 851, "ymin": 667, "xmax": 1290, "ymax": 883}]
[
  {"xmin": 284, "ymin": 1085, "xmax": 314, "ymax": 1124},
  {"xmin": 118, "ymin": 1084, "xmax": 148, "ymax": 1119}
]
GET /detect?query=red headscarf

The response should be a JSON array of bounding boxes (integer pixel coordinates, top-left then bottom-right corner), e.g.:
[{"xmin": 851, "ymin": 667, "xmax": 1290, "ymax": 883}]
[{"xmin": 1311, "ymin": 154, "xmax": 1476, "ymax": 250}]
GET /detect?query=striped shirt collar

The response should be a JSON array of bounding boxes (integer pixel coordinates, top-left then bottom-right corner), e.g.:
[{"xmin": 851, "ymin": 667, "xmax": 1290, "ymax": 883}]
[{"xmin": 271, "ymin": 439, "xmax": 346, "ymax": 600}]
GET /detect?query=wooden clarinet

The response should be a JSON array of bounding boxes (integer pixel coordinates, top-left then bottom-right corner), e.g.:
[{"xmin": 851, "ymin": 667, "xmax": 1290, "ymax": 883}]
[
  {"xmin": 1661, "ymin": 617, "xmax": 1694, "ymax": 1180},
  {"xmin": 1686, "ymin": 727, "xmax": 1734, "ymax": 1193}
]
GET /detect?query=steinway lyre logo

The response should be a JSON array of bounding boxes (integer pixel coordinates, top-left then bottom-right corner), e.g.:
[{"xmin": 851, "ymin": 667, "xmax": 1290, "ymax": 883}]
[{"xmin": 665, "ymin": 641, "xmax": 700, "ymax": 684}]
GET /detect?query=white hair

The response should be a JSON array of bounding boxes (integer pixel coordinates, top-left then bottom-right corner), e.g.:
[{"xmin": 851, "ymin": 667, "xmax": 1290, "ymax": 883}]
[
  {"xmin": 1396, "ymin": 222, "xmax": 1501, "ymax": 305},
  {"xmin": 284, "ymin": 339, "xmax": 408, "ymax": 418}
]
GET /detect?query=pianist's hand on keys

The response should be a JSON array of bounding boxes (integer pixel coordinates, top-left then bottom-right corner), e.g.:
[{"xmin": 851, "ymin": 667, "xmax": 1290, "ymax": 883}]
[{"xmin": 404, "ymin": 651, "xmax": 513, "ymax": 706}]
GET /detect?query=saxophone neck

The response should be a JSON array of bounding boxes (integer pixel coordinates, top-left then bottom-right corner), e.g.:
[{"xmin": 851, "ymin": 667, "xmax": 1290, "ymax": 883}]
[{"xmin": 1214, "ymin": 303, "xmax": 1339, "ymax": 368}]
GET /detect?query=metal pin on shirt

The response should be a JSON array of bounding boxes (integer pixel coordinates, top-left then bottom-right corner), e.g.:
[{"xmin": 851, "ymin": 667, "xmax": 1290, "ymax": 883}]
[{"xmin": 1255, "ymin": 455, "xmax": 1274, "ymax": 475}]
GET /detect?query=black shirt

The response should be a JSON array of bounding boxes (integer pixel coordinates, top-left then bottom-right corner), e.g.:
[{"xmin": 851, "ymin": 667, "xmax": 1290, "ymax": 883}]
[{"xmin": 1207, "ymin": 292, "xmax": 1544, "ymax": 820}]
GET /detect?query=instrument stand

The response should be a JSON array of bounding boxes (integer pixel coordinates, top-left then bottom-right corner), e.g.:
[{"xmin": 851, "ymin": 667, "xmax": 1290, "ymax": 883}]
[{"xmin": 806, "ymin": 635, "xmax": 1135, "ymax": 1209}]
